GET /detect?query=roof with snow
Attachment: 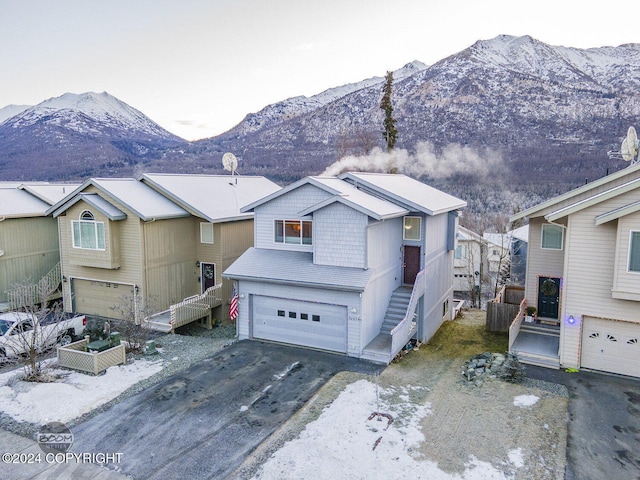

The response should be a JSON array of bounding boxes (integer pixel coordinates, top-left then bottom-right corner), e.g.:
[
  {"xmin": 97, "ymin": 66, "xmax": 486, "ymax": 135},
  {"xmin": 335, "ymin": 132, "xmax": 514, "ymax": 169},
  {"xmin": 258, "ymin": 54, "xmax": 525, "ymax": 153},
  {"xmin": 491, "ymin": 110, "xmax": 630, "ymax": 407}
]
[
  {"xmin": 20, "ymin": 183, "xmax": 80, "ymax": 205},
  {"xmin": 0, "ymin": 188, "xmax": 51, "ymax": 218},
  {"xmin": 49, "ymin": 178, "xmax": 190, "ymax": 221},
  {"xmin": 223, "ymin": 248, "xmax": 372, "ymax": 291},
  {"xmin": 139, "ymin": 174, "xmax": 281, "ymax": 223}
]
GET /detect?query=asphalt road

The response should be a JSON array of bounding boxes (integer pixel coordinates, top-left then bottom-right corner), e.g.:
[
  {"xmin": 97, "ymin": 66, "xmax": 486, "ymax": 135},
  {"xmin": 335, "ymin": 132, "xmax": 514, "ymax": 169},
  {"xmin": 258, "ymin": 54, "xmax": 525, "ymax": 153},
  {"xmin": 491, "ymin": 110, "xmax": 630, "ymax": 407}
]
[
  {"xmin": 70, "ymin": 340, "xmax": 383, "ymax": 480},
  {"xmin": 527, "ymin": 365, "xmax": 640, "ymax": 480}
]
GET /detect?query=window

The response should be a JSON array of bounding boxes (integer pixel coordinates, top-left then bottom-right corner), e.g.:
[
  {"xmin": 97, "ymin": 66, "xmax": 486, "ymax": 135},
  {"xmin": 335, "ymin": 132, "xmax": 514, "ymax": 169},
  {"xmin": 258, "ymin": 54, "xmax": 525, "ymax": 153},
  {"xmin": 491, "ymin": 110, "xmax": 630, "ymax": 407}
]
[
  {"xmin": 300, "ymin": 313, "xmax": 308, "ymax": 320},
  {"xmin": 289, "ymin": 311, "xmax": 297, "ymax": 319},
  {"xmin": 541, "ymin": 224, "xmax": 564, "ymax": 250},
  {"xmin": 403, "ymin": 216, "xmax": 421, "ymax": 241},
  {"xmin": 72, "ymin": 211, "xmax": 105, "ymax": 250},
  {"xmin": 277, "ymin": 310, "xmax": 285, "ymax": 317},
  {"xmin": 274, "ymin": 220, "xmax": 312, "ymax": 245},
  {"xmin": 200, "ymin": 222, "xmax": 214, "ymax": 244},
  {"xmin": 455, "ymin": 245, "xmax": 463, "ymax": 259},
  {"xmin": 312, "ymin": 315, "xmax": 320, "ymax": 322},
  {"xmin": 629, "ymin": 231, "xmax": 640, "ymax": 273}
]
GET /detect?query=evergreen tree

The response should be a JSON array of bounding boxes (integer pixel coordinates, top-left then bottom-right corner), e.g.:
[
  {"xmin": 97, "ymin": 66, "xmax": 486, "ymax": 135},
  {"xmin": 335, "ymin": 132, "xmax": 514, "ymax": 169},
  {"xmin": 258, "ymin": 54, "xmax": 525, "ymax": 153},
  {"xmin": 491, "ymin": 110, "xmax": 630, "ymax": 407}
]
[{"xmin": 380, "ymin": 70, "xmax": 398, "ymax": 152}]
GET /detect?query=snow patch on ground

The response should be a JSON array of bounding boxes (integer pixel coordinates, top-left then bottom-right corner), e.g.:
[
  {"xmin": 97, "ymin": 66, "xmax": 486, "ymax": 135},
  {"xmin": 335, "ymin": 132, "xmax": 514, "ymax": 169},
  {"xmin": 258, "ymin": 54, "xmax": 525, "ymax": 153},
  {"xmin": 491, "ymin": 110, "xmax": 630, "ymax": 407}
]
[
  {"xmin": 252, "ymin": 379, "xmax": 518, "ymax": 480},
  {"xmin": 508, "ymin": 448, "xmax": 524, "ymax": 468},
  {"xmin": 513, "ymin": 394, "xmax": 539, "ymax": 407},
  {"xmin": 0, "ymin": 360, "xmax": 162, "ymax": 424}
]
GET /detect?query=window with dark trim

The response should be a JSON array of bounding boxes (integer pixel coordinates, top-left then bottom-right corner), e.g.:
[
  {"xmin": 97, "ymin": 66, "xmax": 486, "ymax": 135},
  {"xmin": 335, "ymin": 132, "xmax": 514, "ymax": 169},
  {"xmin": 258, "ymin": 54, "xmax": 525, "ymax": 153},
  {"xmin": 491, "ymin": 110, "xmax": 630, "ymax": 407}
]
[
  {"xmin": 312, "ymin": 315, "xmax": 320, "ymax": 322},
  {"xmin": 300, "ymin": 313, "xmax": 308, "ymax": 320},
  {"xmin": 629, "ymin": 231, "xmax": 640, "ymax": 273},
  {"xmin": 274, "ymin": 220, "xmax": 312, "ymax": 245}
]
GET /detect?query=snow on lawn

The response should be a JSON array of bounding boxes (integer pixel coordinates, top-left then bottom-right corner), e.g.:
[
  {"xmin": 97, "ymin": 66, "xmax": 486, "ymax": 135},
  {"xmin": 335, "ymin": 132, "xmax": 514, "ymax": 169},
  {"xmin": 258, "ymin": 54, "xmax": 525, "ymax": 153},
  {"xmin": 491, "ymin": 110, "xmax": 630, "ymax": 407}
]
[
  {"xmin": 513, "ymin": 394, "xmax": 539, "ymax": 408},
  {"xmin": 0, "ymin": 359, "xmax": 162, "ymax": 425},
  {"xmin": 253, "ymin": 379, "xmax": 515, "ymax": 480}
]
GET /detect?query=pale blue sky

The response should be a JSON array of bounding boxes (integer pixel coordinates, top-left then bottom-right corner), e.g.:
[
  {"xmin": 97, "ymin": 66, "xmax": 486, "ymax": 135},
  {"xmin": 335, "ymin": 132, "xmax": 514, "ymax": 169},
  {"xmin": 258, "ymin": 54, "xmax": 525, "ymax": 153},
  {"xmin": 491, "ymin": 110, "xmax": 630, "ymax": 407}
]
[{"xmin": 0, "ymin": 0, "xmax": 635, "ymax": 140}]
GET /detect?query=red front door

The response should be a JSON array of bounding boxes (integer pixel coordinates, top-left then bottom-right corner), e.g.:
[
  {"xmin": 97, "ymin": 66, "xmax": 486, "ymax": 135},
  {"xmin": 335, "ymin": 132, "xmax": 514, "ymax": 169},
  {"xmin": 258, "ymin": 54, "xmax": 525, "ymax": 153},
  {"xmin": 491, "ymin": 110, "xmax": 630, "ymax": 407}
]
[{"xmin": 403, "ymin": 246, "xmax": 421, "ymax": 284}]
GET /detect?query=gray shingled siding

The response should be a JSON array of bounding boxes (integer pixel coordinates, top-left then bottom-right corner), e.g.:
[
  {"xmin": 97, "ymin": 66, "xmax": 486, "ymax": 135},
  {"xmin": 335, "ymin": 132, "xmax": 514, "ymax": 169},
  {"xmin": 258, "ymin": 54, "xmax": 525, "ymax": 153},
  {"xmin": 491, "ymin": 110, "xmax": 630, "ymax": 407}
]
[
  {"xmin": 254, "ymin": 184, "xmax": 332, "ymax": 251},
  {"xmin": 314, "ymin": 203, "xmax": 368, "ymax": 268}
]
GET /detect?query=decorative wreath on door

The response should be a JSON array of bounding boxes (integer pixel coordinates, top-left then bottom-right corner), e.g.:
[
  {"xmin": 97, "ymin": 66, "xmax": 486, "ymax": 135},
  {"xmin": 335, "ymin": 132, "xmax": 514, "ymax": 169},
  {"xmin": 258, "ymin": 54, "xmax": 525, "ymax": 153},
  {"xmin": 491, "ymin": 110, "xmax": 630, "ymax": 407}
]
[{"xmin": 541, "ymin": 278, "xmax": 557, "ymax": 296}]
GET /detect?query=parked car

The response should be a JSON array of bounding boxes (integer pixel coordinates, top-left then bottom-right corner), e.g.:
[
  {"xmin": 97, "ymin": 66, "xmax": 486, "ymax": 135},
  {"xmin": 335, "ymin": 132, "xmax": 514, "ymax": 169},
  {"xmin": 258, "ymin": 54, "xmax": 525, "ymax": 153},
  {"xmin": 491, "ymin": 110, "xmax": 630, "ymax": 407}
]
[{"xmin": 0, "ymin": 311, "xmax": 87, "ymax": 357}]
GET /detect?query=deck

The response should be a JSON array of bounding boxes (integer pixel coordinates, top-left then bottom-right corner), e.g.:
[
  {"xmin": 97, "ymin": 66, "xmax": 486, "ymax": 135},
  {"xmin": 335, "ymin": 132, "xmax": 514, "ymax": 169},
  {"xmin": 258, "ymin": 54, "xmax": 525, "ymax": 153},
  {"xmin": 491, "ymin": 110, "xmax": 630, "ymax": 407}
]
[{"xmin": 511, "ymin": 322, "xmax": 560, "ymax": 368}]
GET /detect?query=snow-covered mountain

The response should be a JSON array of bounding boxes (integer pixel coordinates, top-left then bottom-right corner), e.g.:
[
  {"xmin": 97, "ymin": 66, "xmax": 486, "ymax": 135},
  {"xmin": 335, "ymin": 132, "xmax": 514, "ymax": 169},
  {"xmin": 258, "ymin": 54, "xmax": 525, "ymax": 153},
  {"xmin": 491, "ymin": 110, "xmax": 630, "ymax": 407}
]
[
  {"xmin": 0, "ymin": 92, "xmax": 186, "ymax": 180},
  {"xmin": 0, "ymin": 104, "xmax": 30, "ymax": 124}
]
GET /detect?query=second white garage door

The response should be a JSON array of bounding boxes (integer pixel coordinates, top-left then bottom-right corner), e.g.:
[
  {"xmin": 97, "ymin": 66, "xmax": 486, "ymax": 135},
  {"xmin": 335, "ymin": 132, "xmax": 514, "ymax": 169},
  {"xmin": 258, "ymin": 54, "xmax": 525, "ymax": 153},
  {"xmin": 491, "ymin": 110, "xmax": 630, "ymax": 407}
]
[
  {"xmin": 581, "ymin": 316, "xmax": 640, "ymax": 378},
  {"xmin": 252, "ymin": 296, "xmax": 347, "ymax": 353}
]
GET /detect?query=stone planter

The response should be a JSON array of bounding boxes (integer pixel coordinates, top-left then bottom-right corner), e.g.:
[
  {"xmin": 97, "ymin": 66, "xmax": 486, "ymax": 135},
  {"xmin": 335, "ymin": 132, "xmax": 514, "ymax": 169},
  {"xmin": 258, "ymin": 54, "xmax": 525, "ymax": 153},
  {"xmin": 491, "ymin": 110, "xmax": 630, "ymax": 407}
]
[{"xmin": 57, "ymin": 336, "xmax": 126, "ymax": 375}]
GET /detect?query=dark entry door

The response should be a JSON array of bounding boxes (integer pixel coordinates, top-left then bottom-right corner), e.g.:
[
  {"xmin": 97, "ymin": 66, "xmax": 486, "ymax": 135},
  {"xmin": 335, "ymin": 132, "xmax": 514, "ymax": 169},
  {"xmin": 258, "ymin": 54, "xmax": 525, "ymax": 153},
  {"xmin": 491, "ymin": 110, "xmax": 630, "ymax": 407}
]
[
  {"xmin": 537, "ymin": 276, "xmax": 560, "ymax": 319},
  {"xmin": 403, "ymin": 246, "xmax": 421, "ymax": 284},
  {"xmin": 202, "ymin": 263, "xmax": 216, "ymax": 292}
]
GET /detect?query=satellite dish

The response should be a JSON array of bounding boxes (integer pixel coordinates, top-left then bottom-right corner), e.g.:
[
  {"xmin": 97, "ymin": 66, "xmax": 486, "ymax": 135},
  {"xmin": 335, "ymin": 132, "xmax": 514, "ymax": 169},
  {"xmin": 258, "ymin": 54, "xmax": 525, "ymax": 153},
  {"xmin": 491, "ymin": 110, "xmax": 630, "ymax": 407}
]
[
  {"xmin": 620, "ymin": 126, "xmax": 639, "ymax": 163},
  {"xmin": 222, "ymin": 152, "xmax": 238, "ymax": 173}
]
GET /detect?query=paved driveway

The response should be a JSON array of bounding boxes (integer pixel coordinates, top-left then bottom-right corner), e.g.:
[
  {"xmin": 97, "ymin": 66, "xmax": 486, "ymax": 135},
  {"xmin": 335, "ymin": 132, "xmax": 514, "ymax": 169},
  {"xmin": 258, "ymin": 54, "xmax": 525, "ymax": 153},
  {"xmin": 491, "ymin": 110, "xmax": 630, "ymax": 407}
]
[
  {"xmin": 71, "ymin": 340, "xmax": 382, "ymax": 480},
  {"xmin": 527, "ymin": 366, "xmax": 640, "ymax": 480}
]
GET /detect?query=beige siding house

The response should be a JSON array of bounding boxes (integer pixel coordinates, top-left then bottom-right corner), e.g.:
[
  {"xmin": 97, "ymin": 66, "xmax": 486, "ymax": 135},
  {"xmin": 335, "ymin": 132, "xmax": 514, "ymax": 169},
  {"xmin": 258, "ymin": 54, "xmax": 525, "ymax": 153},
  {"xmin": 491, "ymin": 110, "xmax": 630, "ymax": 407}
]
[
  {"xmin": 48, "ymin": 175, "xmax": 280, "ymax": 325},
  {"xmin": 0, "ymin": 183, "xmax": 78, "ymax": 310},
  {"xmin": 510, "ymin": 163, "xmax": 640, "ymax": 378}
]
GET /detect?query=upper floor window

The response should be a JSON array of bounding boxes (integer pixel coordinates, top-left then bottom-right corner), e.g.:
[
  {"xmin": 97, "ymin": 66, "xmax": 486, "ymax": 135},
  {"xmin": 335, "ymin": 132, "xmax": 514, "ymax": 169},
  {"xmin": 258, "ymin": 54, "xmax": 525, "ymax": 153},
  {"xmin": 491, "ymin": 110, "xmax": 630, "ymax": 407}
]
[
  {"xmin": 200, "ymin": 222, "xmax": 214, "ymax": 244},
  {"xmin": 72, "ymin": 210, "xmax": 105, "ymax": 250},
  {"xmin": 274, "ymin": 220, "xmax": 312, "ymax": 245},
  {"xmin": 455, "ymin": 245, "xmax": 463, "ymax": 259},
  {"xmin": 541, "ymin": 224, "xmax": 564, "ymax": 250},
  {"xmin": 629, "ymin": 231, "xmax": 640, "ymax": 273},
  {"xmin": 403, "ymin": 216, "xmax": 421, "ymax": 241}
]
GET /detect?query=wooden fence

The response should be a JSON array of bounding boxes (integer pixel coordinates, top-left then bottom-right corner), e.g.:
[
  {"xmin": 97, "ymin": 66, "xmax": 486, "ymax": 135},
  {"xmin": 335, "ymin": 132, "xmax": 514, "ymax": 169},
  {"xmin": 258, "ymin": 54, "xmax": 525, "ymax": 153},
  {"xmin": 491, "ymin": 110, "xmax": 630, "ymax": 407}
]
[{"xmin": 486, "ymin": 285, "xmax": 525, "ymax": 332}]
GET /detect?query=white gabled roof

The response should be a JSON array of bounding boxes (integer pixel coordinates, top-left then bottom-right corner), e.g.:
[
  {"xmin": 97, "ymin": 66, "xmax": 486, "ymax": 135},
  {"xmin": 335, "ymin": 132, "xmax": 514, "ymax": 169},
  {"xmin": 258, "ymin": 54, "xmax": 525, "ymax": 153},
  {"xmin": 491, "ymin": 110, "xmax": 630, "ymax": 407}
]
[
  {"xmin": 140, "ymin": 174, "xmax": 281, "ymax": 223},
  {"xmin": 20, "ymin": 183, "xmax": 80, "ymax": 205},
  {"xmin": 298, "ymin": 177, "xmax": 408, "ymax": 220},
  {"xmin": 242, "ymin": 173, "xmax": 465, "ymax": 219},
  {"xmin": 0, "ymin": 189, "xmax": 51, "ymax": 218},
  {"xmin": 511, "ymin": 163, "xmax": 640, "ymax": 222},
  {"xmin": 49, "ymin": 178, "xmax": 190, "ymax": 221},
  {"xmin": 340, "ymin": 172, "xmax": 467, "ymax": 216}
]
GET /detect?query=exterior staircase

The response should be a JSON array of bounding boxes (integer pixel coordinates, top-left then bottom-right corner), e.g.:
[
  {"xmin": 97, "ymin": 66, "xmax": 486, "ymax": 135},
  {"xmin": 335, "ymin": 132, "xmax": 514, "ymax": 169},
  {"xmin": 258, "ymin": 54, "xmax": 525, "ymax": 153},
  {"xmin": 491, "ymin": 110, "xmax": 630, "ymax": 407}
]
[
  {"xmin": 511, "ymin": 321, "xmax": 560, "ymax": 368},
  {"xmin": 380, "ymin": 287, "xmax": 412, "ymax": 334},
  {"xmin": 362, "ymin": 286, "xmax": 415, "ymax": 364}
]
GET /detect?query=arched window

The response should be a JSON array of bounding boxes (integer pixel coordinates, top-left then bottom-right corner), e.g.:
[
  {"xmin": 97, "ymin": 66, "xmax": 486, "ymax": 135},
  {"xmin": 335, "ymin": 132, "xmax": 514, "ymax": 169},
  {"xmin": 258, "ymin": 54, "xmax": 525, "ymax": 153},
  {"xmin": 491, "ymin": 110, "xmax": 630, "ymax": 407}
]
[{"xmin": 72, "ymin": 210, "xmax": 105, "ymax": 250}]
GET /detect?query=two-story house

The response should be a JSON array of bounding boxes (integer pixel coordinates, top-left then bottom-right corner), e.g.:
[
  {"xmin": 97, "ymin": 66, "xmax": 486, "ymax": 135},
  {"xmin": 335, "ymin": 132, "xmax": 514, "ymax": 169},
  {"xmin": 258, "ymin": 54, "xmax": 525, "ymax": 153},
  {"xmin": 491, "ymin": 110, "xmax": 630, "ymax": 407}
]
[
  {"xmin": 47, "ymin": 175, "xmax": 280, "ymax": 326},
  {"xmin": 0, "ymin": 182, "xmax": 78, "ymax": 311},
  {"xmin": 223, "ymin": 172, "xmax": 466, "ymax": 363},
  {"xmin": 509, "ymin": 163, "xmax": 640, "ymax": 377}
]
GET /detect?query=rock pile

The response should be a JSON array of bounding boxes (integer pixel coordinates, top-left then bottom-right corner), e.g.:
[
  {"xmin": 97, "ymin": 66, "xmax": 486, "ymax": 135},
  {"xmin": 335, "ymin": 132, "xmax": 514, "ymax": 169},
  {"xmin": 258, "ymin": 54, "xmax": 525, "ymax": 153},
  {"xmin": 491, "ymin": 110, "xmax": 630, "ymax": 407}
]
[{"xmin": 461, "ymin": 352, "xmax": 506, "ymax": 386}]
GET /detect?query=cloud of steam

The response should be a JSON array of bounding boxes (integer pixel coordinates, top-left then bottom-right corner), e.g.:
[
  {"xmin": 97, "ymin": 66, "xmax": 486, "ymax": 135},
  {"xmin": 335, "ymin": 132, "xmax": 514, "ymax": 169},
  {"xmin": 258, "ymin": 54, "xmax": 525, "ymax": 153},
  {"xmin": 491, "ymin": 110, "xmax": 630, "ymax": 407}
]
[{"xmin": 322, "ymin": 141, "xmax": 503, "ymax": 179}]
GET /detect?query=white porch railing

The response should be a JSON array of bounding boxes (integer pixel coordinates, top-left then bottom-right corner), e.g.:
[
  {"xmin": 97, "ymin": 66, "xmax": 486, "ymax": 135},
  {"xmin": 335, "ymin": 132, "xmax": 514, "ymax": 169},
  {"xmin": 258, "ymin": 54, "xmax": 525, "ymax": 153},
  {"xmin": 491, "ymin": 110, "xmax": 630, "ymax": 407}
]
[
  {"xmin": 390, "ymin": 269, "xmax": 426, "ymax": 358},
  {"xmin": 508, "ymin": 297, "xmax": 527, "ymax": 351},
  {"xmin": 146, "ymin": 284, "xmax": 223, "ymax": 333},
  {"xmin": 6, "ymin": 262, "xmax": 61, "ymax": 309}
]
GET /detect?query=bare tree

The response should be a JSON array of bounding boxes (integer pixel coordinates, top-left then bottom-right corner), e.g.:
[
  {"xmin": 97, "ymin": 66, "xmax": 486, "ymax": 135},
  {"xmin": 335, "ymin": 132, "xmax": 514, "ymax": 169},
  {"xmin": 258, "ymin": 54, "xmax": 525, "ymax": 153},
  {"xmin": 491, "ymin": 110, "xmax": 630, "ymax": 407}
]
[{"xmin": 109, "ymin": 292, "xmax": 158, "ymax": 353}]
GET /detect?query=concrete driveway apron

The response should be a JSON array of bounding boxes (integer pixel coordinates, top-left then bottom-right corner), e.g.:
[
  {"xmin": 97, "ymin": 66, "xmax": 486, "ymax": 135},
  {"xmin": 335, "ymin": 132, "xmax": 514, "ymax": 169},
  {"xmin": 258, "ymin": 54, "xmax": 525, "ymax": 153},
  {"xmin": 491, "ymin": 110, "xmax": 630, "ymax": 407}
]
[{"xmin": 70, "ymin": 340, "xmax": 382, "ymax": 480}]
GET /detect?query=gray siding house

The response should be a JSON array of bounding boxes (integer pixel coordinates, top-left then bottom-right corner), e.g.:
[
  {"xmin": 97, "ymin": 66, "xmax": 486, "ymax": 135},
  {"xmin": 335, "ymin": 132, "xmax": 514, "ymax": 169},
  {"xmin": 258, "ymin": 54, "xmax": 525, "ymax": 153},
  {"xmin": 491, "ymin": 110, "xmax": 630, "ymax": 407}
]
[{"xmin": 223, "ymin": 173, "xmax": 466, "ymax": 363}]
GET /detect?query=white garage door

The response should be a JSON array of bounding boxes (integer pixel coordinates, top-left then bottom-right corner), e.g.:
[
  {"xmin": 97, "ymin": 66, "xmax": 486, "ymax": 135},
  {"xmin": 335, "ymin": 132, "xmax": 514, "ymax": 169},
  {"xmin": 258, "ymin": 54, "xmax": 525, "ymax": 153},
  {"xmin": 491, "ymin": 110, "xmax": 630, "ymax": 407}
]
[
  {"xmin": 581, "ymin": 317, "xmax": 640, "ymax": 378},
  {"xmin": 252, "ymin": 296, "xmax": 347, "ymax": 353}
]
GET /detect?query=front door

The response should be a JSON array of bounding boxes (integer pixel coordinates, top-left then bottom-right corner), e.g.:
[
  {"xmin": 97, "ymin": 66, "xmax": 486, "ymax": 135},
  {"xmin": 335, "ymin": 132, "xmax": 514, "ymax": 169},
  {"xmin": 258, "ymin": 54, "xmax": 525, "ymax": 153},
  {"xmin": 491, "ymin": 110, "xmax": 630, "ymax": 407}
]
[
  {"xmin": 403, "ymin": 246, "xmax": 421, "ymax": 284},
  {"xmin": 201, "ymin": 263, "xmax": 216, "ymax": 292},
  {"xmin": 537, "ymin": 276, "xmax": 560, "ymax": 319}
]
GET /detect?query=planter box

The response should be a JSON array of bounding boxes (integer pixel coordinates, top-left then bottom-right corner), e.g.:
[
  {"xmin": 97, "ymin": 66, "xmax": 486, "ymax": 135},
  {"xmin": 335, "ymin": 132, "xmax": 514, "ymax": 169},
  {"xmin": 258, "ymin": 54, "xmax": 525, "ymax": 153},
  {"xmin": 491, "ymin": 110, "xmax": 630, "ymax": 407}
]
[{"xmin": 57, "ymin": 336, "xmax": 126, "ymax": 375}]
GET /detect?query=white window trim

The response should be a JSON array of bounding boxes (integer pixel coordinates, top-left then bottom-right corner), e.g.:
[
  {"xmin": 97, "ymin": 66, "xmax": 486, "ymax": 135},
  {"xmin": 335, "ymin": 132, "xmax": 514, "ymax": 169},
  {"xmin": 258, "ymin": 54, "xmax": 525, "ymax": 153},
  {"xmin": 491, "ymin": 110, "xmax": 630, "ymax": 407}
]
[
  {"xmin": 71, "ymin": 211, "xmax": 105, "ymax": 251},
  {"xmin": 403, "ymin": 216, "xmax": 422, "ymax": 241},
  {"xmin": 540, "ymin": 223, "xmax": 564, "ymax": 250},
  {"xmin": 628, "ymin": 230, "xmax": 640, "ymax": 274},
  {"xmin": 200, "ymin": 222, "xmax": 214, "ymax": 244}
]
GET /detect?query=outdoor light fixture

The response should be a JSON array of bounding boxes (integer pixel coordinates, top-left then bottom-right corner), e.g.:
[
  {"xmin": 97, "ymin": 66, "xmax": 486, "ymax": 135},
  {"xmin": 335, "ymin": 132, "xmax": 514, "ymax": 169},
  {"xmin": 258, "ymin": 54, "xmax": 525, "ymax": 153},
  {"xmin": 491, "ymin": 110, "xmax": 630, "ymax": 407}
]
[
  {"xmin": 567, "ymin": 315, "xmax": 576, "ymax": 324},
  {"xmin": 196, "ymin": 261, "xmax": 200, "ymax": 267},
  {"xmin": 350, "ymin": 307, "xmax": 357, "ymax": 314}
]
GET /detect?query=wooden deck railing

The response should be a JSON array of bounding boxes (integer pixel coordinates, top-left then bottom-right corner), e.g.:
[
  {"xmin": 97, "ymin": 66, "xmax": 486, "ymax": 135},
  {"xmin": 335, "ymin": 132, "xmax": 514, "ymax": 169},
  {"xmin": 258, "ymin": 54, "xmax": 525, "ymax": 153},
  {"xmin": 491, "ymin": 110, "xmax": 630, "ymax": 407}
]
[
  {"xmin": 508, "ymin": 297, "xmax": 527, "ymax": 351},
  {"xmin": 170, "ymin": 283, "xmax": 223, "ymax": 330},
  {"xmin": 6, "ymin": 262, "xmax": 61, "ymax": 309},
  {"xmin": 390, "ymin": 269, "xmax": 425, "ymax": 358}
]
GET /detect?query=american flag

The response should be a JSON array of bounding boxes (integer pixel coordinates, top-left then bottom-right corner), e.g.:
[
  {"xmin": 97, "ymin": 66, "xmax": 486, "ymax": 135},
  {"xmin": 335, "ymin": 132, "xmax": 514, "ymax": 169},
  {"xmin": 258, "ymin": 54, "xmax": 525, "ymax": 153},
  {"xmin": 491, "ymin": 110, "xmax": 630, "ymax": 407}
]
[{"xmin": 229, "ymin": 284, "xmax": 239, "ymax": 320}]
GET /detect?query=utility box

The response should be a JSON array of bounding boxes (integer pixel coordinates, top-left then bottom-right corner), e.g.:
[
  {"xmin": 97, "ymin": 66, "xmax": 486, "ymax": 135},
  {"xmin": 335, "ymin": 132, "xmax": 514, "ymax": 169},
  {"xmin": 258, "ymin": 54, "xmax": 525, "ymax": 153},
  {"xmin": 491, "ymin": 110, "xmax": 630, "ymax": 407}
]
[
  {"xmin": 86, "ymin": 339, "xmax": 111, "ymax": 353},
  {"xmin": 109, "ymin": 332, "xmax": 121, "ymax": 346}
]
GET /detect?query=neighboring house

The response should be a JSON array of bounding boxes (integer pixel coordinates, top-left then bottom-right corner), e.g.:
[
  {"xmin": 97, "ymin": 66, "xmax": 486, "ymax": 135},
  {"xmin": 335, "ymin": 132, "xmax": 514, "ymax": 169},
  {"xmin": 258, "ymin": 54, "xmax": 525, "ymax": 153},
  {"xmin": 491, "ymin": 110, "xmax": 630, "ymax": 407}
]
[
  {"xmin": 509, "ymin": 163, "xmax": 640, "ymax": 377},
  {"xmin": 0, "ymin": 183, "xmax": 78, "ymax": 311},
  {"xmin": 454, "ymin": 226, "xmax": 509, "ymax": 304},
  {"xmin": 483, "ymin": 224, "xmax": 529, "ymax": 286},
  {"xmin": 223, "ymin": 172, "xmax": 466, "ymax": 364},
  {"xmin": 48, "ymin": 175, "xmax": 280, "ymax": 325}
]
